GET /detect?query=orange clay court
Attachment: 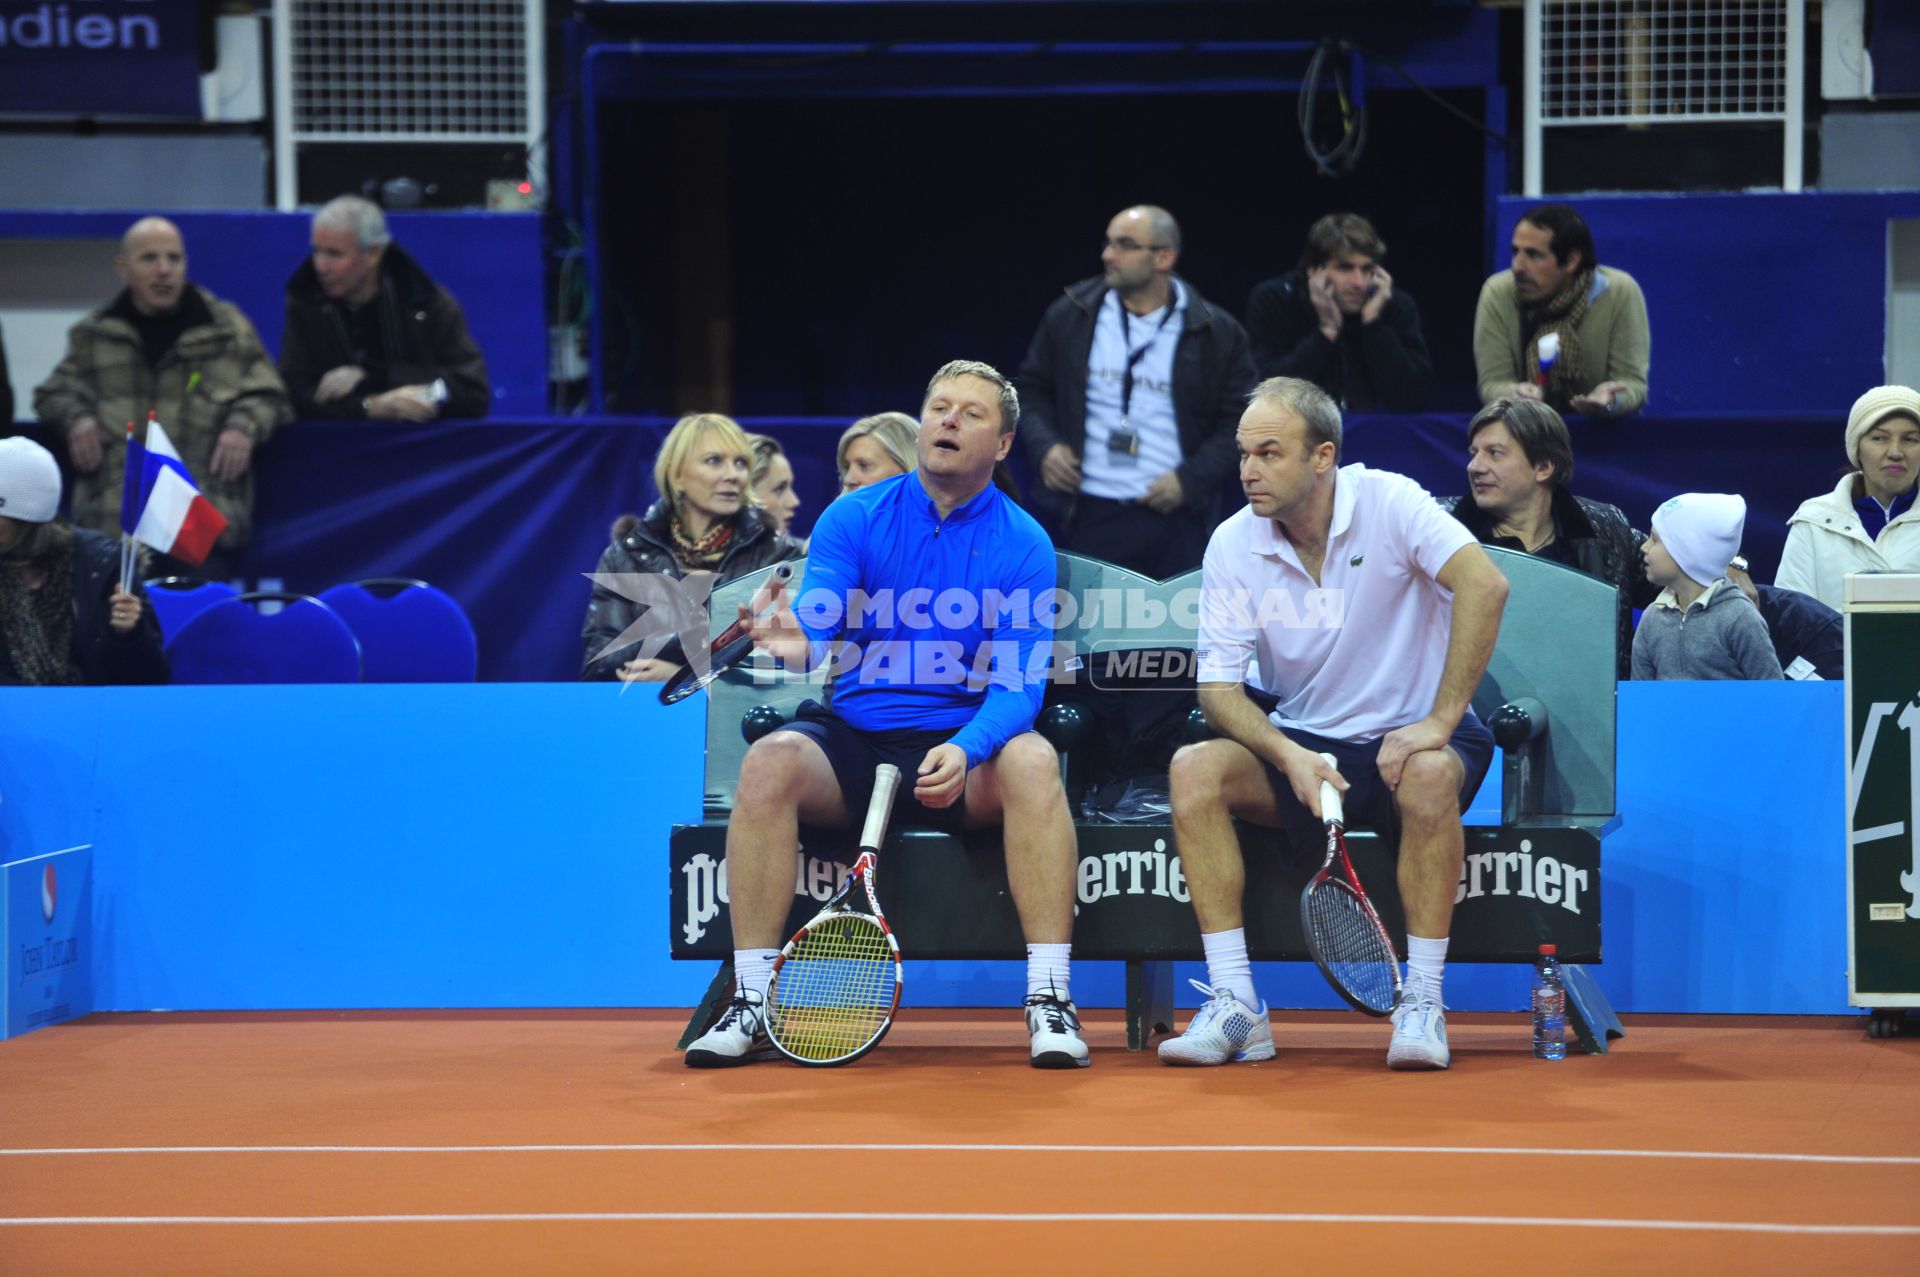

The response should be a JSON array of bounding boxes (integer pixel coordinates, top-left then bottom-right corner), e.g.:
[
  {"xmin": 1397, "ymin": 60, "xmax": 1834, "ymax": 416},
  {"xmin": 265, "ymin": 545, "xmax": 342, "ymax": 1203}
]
[{"xmin": 1, "ymin": 1008, "xmax": 1917, "ymax": 1276}]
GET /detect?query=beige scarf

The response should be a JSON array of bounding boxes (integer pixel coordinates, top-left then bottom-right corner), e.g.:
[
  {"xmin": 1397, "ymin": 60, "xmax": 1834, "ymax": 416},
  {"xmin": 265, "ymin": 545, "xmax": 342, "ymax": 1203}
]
[{"xmin": 1522, "ymin": 266, "xmax": 1594, "ymax": 410}]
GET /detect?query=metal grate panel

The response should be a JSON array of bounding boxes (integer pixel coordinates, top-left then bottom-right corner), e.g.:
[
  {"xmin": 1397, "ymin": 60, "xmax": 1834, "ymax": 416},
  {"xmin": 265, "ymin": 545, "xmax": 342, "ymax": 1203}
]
[
  {"xmin": 1539, "ymin": 0, "xmax": 1790, "ymax": 126},
  {"xmin": 286, "ymin": 0, "xmax": 533, "ymax": 142}
]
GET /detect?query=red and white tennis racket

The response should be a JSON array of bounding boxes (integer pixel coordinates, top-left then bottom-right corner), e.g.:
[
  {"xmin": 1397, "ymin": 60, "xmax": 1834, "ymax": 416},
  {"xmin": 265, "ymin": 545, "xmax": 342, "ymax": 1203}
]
[
  {"xmin": 765, "ymin": 763, "xmax": 904, "ymax": 1065},
  {"xmin": 659, "ymin": 562, "xmax": 795, "ymax": 705},
  {"xmin": 1299, "ymin": 751, "xmax": 1403, "ymax": 1016}
]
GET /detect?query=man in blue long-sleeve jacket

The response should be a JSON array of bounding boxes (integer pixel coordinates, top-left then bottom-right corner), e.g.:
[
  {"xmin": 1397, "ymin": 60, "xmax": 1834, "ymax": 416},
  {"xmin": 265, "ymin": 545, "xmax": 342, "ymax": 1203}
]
[{"xmin": 685, "ymin": 360, "xmax": 1088, "ymax": 1071}]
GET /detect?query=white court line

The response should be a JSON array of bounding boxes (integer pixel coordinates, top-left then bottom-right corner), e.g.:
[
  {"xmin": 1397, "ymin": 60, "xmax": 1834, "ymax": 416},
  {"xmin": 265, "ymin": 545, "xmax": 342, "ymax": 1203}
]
[
  {"xmin": 1, "ymin": 1143, "xmax": 1917, "ymax": 1167},
  {"xmin": 0, "ymin": 1211, "xmax": 1914, "ymax": 1235}
]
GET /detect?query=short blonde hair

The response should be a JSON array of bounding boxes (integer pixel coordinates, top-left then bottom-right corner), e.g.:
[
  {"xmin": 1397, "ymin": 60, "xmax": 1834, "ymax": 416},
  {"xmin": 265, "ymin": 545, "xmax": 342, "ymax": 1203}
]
[
  {"xmin": 837, "ymin": 412, "xmax": 920, "ymax": 479},
  {"xmin": 654, "ymin": 412, "xmax": 754, "ymax": 509},
  {"xmin": 745, "ymin": 433, "xmax": 786, "ymax": 503}
]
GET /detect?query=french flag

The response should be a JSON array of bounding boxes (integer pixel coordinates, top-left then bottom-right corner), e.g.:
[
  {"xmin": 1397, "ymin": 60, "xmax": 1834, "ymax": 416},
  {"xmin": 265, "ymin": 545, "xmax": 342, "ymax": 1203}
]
[{"xmin": 119, "ymin": 415, "xmax": 229, "ymax": 567}]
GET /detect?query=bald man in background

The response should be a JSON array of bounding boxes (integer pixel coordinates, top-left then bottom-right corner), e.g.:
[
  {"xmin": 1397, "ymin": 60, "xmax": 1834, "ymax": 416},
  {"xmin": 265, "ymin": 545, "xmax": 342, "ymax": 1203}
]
[{"xmin": 34, "ymin": 217, "xmax": 291, "ymax": 578}]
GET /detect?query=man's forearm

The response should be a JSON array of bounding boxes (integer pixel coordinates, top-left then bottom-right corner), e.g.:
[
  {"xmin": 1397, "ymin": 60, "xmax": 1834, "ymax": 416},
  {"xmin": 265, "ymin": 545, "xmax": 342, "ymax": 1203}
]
[
  {"xmin": 1199, "ymin": 683, "xmax": 1296, "ymax": 768},
  {"xmin": 1430, "ymin": 573, "xmax": 1507, "ymax": 726}
]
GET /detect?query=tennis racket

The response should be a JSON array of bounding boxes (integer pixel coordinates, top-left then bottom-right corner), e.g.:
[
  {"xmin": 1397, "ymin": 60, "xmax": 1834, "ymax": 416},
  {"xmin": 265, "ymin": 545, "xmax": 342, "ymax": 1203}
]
[
  {"xmin": 1299, "ymin": 751, "xmax": 1403, "ymax": 1016},
  {"xmin": 765, "ymin": 763, "xmax": 904, "ymax": 1065},
  {"xmin": 659, "ymin": 562, "xmax": 795, "ymax": 705}
]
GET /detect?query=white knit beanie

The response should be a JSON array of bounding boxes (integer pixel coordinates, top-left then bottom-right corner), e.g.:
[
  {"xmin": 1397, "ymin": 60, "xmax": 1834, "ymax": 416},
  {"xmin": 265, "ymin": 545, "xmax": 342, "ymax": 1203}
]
[
  {"xmin": 1652, "ymin": 492, "xmax": 1746, "ymax": 588},
  {"xmin": 0, "ymin": 437, "xmax": 62, "ymax": 525},
  {"xmin": 1845, "ymin": 385, "xmax": 1920, "ymax": 469}
]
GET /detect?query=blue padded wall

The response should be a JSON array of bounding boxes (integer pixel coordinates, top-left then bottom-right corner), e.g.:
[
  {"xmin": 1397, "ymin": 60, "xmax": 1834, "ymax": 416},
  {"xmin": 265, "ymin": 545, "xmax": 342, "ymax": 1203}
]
[
  {"xmin": 0, "ymin": 680, "xmax": 1851, "ymax": 1018},
  {"xmin": 1493, "ymin": 191, "xmax": 1920, "ymax": 415}
]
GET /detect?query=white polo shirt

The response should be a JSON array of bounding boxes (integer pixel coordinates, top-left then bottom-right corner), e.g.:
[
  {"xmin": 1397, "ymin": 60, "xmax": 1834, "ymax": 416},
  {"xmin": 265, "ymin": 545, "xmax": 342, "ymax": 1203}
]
[{"xmin": 1195, "ymin": 463, "xmax": 1476, "ymax": 743}]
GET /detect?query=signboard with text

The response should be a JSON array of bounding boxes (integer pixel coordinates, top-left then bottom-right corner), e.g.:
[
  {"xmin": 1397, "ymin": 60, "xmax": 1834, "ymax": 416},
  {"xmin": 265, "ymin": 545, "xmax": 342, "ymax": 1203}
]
[
  {"xmin": 1846, "ymin": 575, "xmax": 1920, "ymax": 1006},
  {"xmin": 0, "ymin": 0, "xmax": 201, "ymax": 118},
  {"xmin": 2, "ymin": 844, "xmax": 93, "ymax": 1040}
]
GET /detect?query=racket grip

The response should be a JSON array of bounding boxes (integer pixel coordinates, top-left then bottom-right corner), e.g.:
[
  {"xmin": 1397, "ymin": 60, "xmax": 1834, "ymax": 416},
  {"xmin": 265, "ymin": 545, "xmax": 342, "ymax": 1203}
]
[
  {"xmin": 862, "ymin": 763, "xmax": 903, "ymax": 850},
  {"xmin": 1316, "ymin": 751, "xmax": 1344, "ymax": 825}
]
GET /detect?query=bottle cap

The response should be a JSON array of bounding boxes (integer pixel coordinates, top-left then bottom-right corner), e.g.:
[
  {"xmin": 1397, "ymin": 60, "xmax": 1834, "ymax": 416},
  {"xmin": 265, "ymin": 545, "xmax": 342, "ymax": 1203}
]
[{"xmin": 1539, "ymin": 943, "xmax": 1557, "ymax": 955}]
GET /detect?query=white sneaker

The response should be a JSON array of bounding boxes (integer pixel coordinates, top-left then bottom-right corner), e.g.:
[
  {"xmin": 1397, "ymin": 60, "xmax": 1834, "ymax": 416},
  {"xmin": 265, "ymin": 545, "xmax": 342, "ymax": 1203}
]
[
  {"xmin": 1387, "ymin": 986, "xmax": 1450, "ymax": 1070},
  {"xmin": 1024, "ymin": 993, "xmax": 1091, "ymax": 1069},
  {"xmin": 1158, "ymin": 980, "xmax": 1276, "ymax": 1066},
  {"xmin": 684, "ymin": 989, "xmax": 777, "ymax": 1068}
]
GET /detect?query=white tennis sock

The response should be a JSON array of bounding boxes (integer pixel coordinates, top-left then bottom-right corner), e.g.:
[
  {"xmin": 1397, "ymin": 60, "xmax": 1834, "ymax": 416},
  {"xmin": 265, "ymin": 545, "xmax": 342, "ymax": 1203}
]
[
  {"xmin": 1201, "ymin": 928, "xmax": 1259, "ymax": 1009},
  {"xmin": 1406, "ymin": 934, "xmax": 1449, "ymax": 1002},
  {"xmin": 1026, "ymin": 943, "xmax": 1072, "ymax": 1000},
  {"xmin": 733, "ymin": 949, "xmax": 778, "ymax": 1000}
]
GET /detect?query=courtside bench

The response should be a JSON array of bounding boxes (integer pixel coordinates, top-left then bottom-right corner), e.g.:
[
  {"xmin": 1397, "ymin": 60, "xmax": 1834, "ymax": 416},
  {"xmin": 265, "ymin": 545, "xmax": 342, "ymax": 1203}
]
[{"xmin": 670, "ymin": 550, "xmax": 1624, "ymax": 1052}]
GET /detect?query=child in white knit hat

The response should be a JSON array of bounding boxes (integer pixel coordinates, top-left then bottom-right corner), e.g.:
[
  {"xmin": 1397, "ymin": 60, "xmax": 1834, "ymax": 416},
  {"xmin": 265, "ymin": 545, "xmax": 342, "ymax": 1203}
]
[{"xmin": 1631, "ymin": 492, "xmax": 1784, "ymax": 680}]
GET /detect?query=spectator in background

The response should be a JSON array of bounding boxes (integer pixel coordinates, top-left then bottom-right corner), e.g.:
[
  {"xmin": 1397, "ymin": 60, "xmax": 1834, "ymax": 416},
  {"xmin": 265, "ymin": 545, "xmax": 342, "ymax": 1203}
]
[
  {"xmin": 1632, "ymin": 493, "xmax": 1782, "ymax": 681},
  {"xmin": 1439, "ymin": 398, "xmax": 1656, "ymax": 678},
  {"xmin": 33, "ymin": 216, "xmax": 291, "ymax": 580},
  {"xmin": 0, "ymin": 438, "xmax": 166, "ymax": 686},
  {"xmin": 581, "ymin": 412, "xmax": 800, "ymax": 683},
  {"xmin": 1, "ymin": 318, "xmax": 14, "ymax": 424},
  {"xmin": 1775, "ymin": 385, "xmax": 1920, "ymax": 611},
  {"xmin": 1017, "ymin": 204, "xmax": 1255, "ymax": 579},
  {"xmin": 280, "ymin": 196, "xmax": 490, "ymax": 422},
  {"xmin": 1246, "ymin": 213, "xmax": 1431, "ymax": 411},
  {"xmin": 837, "ymin": 412, "xmax": 918, "ymax": 494},
  {"xmin": 1726, "ymin": 555, "xmax": 1842, "ymax": 681},
  {"xmin": 747, "ymin": 433, "xmax": 802, "ymax": 536},
  {"xmin": 1474, "ymin": 204, "xmax": 1648, "ymax": 418}
]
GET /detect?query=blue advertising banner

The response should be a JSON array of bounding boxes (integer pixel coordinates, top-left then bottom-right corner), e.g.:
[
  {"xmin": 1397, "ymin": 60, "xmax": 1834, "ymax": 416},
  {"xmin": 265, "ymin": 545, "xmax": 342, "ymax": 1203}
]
[
  {"xmin": 0, "ymin": 0, "xmax": 202, "ymax": 118},
  {"xmin": 2, "ymin": 844, "xmax": 93, "ymax": 1040}
]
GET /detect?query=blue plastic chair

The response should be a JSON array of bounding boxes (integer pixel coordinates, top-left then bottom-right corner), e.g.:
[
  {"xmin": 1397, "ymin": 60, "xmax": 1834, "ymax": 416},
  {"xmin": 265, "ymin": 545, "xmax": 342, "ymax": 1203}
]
[
  {"xmin": 165, "ymin": 592, "xmax": 363, "ymax": 685},
  {"xmin": 315, "ymin": 579, "xmax": 479, "ymax": 683},
  {"xmin": 142, "ymin": 577, "xmax": 240, "ymax": 643}
]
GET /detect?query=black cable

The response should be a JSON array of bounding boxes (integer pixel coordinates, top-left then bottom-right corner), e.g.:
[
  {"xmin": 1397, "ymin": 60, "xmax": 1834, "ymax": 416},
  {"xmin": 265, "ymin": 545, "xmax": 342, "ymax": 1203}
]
[
  {"xmin": 1298, "ymin": 38, "xmax": 1367, "ymax": 178},
  {"xmin": 1358, "ymin": 45, "xmax": 1509, "ymax": 149}
]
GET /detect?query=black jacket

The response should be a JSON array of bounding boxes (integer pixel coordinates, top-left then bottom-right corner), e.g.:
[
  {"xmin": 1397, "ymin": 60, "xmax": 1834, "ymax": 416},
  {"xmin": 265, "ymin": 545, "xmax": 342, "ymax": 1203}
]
[
  {"xmin": 1245, "ymin": 268, "xmax": 1432, "ymax": 411},
  {"xmin": 1754, "ymin": 584, "xmax": 1843, "ymax": 681},
  {"xmin": 1440, "ymin": 487, "xmax": 1658, "ymax": 679},
  {"xmin": 281, "ymin": 244, "xmax": 490, "ymax": 419},
  {"xmin": 580, "ymin": 501, "xmax": 802, "ymax": 680},
  {"xmin": 0, "ymin": 528, "xmax": 168, "ymax": 685},
  {"xmin": 0, "ymin": 317, "xmax": 13, "ymax": 424},
  {"xmin": 1016, "ymin": 274, "xmax": 1256, "ymax": 521}
]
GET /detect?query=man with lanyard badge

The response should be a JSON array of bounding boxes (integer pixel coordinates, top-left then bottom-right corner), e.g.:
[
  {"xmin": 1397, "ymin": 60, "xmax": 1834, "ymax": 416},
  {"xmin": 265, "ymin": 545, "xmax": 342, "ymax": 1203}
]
[{"xmin": 1018, "ymin": 205, "xmax": 1255, "ymax": 580}]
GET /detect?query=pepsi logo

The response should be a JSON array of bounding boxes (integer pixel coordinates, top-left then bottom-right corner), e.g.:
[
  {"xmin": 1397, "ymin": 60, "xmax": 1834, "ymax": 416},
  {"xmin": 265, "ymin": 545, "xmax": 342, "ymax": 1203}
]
[{"xmin": 41, "ymin": 864, "xmax": 56, "ymax": 923}]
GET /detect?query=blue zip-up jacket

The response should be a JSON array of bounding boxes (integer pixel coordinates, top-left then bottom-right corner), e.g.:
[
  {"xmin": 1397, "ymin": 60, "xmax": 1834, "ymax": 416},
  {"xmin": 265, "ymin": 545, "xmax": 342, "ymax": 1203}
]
[{"xmin": 795, "ymin": 472, "xmax": 1056, "ymax": 768}]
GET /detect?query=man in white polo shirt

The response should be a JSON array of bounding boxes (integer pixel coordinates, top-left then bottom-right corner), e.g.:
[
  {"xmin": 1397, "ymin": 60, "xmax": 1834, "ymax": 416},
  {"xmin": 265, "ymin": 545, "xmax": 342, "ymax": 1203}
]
[
  {"xmin": 1017, "ymin": 204, "xmax": 1256, "ymax": 580},
  {"xmin": 1160, "ymin": 376, "xmax": 1509, "ymax": 1071}
]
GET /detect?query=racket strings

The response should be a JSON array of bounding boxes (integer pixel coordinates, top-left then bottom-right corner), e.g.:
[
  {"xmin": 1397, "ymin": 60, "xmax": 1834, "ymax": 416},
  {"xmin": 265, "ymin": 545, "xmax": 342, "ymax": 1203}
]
[
  {"xmin": 768, "ymin": 915, "xmax": 897, "ymax": 1061},
  {"xmin": 1304, "ymin": 880, "xmax": 1400, "ymax": 1013}
]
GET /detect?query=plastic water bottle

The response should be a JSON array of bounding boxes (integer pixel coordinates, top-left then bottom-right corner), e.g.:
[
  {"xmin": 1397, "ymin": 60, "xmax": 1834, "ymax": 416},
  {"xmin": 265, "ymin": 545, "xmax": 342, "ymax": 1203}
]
[{"xmin": 1532, "ymin": 943, "xmax": 1567, "ymax": 1060}]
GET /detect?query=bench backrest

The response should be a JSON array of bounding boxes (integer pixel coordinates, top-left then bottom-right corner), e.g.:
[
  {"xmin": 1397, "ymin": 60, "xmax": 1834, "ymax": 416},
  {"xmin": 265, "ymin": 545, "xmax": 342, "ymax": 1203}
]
[{"xmin": 699, "ymin": 545, "xmax": 1616, "ymax": 818}]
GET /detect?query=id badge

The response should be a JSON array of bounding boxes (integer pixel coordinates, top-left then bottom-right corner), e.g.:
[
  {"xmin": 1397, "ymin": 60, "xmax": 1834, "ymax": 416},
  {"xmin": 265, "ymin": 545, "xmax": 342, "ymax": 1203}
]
[{"xmin": 1107, "ymin": 422, "xmax": 1140, "ymax": 459}]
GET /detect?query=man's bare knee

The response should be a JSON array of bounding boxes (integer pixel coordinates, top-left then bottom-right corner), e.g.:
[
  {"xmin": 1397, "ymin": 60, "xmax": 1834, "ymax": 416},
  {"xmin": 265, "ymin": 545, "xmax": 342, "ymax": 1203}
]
[
  {"xmin": 998, "ymin": 732, "xmax": 1060, "ymax": 786},
  {"xmin": 1395, "ymin": 750, "xmax": 1463, "ymax": 824},
  {"xmin": 1173, "ymin": 739, "xmax": 1264, "ymax": 815},
  {"xmin": 737, "ymin": 733, "xmax": 818, "ymax": 805},
  {"xmin": 1170, "ymin": 740, "xmax": 1230, "ymax": 799}
]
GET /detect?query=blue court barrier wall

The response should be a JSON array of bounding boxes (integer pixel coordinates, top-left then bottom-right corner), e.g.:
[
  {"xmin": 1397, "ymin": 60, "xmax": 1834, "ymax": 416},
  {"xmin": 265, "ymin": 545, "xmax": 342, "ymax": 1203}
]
[
  {"xmin": 0, "ymin": 409, "xmax": 1814, "ymax": 685},
  {"xmin": 1492, "ymin": 190, "xmax": 1920, "ymax": 416},
  {"xmin": 0, "ymin": 680, "xmax": 1850, "ymax": 1018},
  {"xmin": 0, "ymin": 210, "xmax": 546, "ymax": 416}
]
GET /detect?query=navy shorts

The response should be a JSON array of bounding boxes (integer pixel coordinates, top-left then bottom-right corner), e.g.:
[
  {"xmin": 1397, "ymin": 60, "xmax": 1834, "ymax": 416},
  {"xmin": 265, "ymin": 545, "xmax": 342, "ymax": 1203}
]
[
  {"xmin": 1257, "ymin": 710, "xmax": 1495, "ymax": 856},
  {"xmin": 773, "ymin": 700, "xmax": 970, "ymax": 832}
]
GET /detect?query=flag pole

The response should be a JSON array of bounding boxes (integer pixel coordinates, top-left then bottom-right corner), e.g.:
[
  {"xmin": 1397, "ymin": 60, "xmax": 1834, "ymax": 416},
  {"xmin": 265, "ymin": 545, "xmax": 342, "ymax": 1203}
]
[{"xmin": 119, "ymin": 423, "xmax": 135, "ymax": 591}]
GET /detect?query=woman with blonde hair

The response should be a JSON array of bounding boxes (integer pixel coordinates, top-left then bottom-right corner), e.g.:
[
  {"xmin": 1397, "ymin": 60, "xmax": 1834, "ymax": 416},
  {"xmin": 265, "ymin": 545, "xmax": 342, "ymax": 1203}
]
[
  {"xmin": 836, "ymin": 411, "xmax": 919, "ymax": 494},
  {"xmin": 582, "ymin": 412, "xmax": 800, "ymax": 682},
  {"xmin": 746, "ymin": 433, "xmax": 802, "ymax": 536}
]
